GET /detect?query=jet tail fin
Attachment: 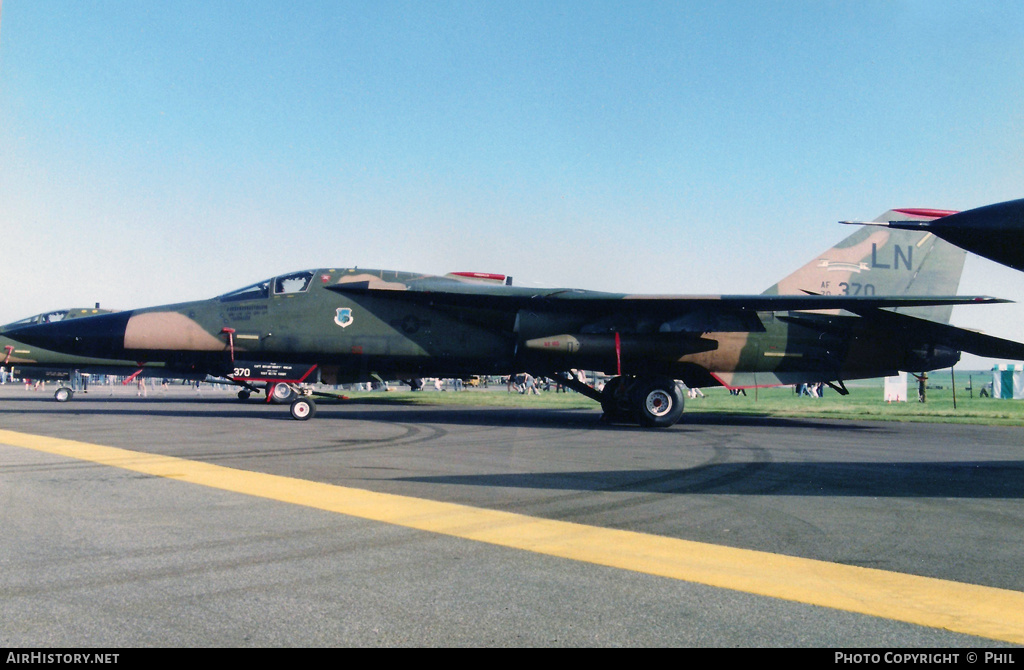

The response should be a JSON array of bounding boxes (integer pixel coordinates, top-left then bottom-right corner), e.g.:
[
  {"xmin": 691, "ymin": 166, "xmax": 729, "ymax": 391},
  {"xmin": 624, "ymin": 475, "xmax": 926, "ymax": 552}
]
[{"xmin": 762, "ymin": 208, "xmax": 967, "ymax": 323}]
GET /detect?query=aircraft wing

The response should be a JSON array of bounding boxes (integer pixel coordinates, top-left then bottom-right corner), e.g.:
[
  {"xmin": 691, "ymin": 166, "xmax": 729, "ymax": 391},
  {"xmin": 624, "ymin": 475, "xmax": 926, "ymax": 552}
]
[{"xmin": 328, "ymin": 283, "xmax": 1006, "ymax": 332}]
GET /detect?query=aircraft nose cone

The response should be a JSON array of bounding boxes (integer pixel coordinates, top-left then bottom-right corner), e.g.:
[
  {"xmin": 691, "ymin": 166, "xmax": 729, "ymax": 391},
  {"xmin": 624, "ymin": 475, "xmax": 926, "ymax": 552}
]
[
  {"xmin": 937, "ymin": 197, "xmax": 1024, "ymax": 232},
  {"xmin": 929, "ymin": 198, "xmax": 1024, "ymax": 272},
  {"xmin": 6, "ymin": 311, "xmax": 133, "ymax": 358}
]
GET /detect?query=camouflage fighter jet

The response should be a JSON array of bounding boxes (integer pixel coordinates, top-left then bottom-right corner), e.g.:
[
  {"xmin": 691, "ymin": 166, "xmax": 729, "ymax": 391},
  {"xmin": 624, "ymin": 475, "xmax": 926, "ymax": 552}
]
[
  {"xmin": 0, "ymin": 308, "xmax": 233, "ymax": 402},
  {"xmin": 2, "ymin": 307, "xmax": 129, "ymax": 401},
  {"xmin": 9, "ymin": 220, "xmax": 1024, "ymax": 426},
  {"xmin": 842, "ymin": 197, "xmax": 1024, "ymax": 272}
]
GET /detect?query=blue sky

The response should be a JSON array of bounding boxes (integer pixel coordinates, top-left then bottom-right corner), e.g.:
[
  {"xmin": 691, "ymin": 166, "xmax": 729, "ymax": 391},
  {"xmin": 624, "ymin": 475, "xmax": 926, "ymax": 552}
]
[{"xmin": 2, "ymin": 1, "xmax": 1023, "ymax": 367}]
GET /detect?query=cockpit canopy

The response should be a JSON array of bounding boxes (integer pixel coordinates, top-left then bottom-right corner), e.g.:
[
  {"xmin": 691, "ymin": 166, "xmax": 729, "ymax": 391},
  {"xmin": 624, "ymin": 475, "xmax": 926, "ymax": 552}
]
[
  {"xmin": 2, "ymin": 308, "xmax": 113, "ymax": 332},
  {"xmin": 219, "ymin": 270, "xmax": 316, "ymax": 303}
]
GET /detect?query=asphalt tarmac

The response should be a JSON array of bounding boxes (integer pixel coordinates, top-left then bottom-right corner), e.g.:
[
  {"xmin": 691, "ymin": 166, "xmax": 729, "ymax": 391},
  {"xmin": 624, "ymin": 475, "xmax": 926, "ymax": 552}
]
[{"xmin": 1, "ymin": 384, "xmax": 1023, "ymax": 647}]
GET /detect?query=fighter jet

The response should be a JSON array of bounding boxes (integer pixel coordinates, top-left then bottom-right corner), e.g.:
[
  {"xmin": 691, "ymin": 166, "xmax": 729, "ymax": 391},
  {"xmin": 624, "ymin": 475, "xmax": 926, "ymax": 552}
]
[
  {"xmin": 0, "ymin": 307, "xmax": 234, "ymax": 402},
  {"xmin": 9, "ymin": 221, "xmax": 1024, "ymax": 426},
  {"xmin": 842, "ymin": 197, "xmax": 1024, "ymax": 272},
  {"xmin": 2, "ymin": 307, "xmax": 129, "ymax": 400}
]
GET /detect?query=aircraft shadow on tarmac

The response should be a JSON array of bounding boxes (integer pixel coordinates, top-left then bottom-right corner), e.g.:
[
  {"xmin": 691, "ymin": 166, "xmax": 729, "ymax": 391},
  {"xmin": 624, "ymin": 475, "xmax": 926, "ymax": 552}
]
[
  {"xmin": 3, "ymin": 396, "xmax": 1021, "ymax": 499},
  {"xmin": 310, "ymin": 405, "xmax": 882, "ymax": 431},
  {"xmin": 395, "ymin": 461, "xmax": 1024, "ymax": 499},
  {"xmin": 0, "ymin": 397, "xmax": 881, "ymax": 431}
]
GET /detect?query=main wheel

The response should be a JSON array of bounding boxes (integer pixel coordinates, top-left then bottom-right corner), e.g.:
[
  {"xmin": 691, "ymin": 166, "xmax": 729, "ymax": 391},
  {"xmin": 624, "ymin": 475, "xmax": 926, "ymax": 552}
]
[
  {"xmin": 630, "ymin": 377, "xmax": 684, "ymax": 428},
  {"xmin": 289, "ymin": 397, "xmax": 316, "ymax": 421},
  {"xmin": 54, "ymin": 387, "xmax": 74, "ymax": 403},
  {"xmin": 237, "ymin": 389, "xmax": 251, "ymax": 401}
]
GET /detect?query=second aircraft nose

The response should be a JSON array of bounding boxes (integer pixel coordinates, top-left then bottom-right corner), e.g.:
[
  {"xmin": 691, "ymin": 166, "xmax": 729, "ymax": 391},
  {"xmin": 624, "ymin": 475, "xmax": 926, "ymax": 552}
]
[{"xmin": 5, "ymin": 311, "xmax": 134, "ymax": 359}]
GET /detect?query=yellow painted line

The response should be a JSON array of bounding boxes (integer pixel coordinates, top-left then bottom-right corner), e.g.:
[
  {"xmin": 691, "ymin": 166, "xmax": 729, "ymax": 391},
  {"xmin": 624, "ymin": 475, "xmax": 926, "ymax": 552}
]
[{"xmin": 3, "ymin": 427, "xmax": 1023, "ymax": 644}]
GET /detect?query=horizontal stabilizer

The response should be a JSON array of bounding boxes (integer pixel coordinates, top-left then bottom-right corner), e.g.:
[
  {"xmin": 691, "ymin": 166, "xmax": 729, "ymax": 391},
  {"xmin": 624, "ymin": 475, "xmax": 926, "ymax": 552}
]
[{"xmin": 858, "ymin": 309, "xmax": 1024, "ymax": 361}]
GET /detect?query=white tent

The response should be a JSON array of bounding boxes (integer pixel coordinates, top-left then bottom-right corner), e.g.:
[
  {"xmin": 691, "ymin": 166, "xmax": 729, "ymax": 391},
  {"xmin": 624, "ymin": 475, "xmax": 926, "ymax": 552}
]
[
  {"xmin": 884, "ymin": 372, "xmax": 907, "ymax": 402},
  {"xmin": 992, "ymin": 365, "xmax": 1024, "ymax": 400}
]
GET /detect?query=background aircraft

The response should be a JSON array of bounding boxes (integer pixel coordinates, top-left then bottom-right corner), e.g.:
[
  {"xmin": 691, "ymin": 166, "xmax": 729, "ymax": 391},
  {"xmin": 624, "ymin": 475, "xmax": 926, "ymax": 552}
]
[
  {"xmin": 842, "ymin": 197, "xmax": 1024, "ymax": 273},
  {"xmin": 1, "ymin": 307, "xmax": 136, "ymax": 400},
  {"xmin": 9, "ymin": 219, "xmax": 1024, "ymax": 426},
  {"xmin": 0, "ymin": 307, "xmax": 249, "ymax": 402}
]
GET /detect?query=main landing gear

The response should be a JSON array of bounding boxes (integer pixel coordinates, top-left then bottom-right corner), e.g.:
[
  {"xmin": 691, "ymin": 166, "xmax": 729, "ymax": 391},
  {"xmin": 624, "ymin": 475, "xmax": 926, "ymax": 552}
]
[
  {"xmin": 554, "ymin": 372, "xmax": 685, "ymax": 428},
  {"xmin": 600, "ymin": 375, "xmax": 685, "ymax": 428}
]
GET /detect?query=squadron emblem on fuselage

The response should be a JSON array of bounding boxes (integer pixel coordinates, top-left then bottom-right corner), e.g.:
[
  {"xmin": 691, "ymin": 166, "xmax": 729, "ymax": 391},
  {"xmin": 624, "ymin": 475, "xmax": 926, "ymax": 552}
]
[{"xmin": 334, "ymin": 307, "xmax": 354, "ymax": 328}]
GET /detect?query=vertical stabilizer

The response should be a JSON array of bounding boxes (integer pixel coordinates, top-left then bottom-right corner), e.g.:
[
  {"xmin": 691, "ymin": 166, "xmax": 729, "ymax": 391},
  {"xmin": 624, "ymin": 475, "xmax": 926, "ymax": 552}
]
[{"xmin": 762, "ymin": 209, "xmax": 967, "ymax": 323}]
